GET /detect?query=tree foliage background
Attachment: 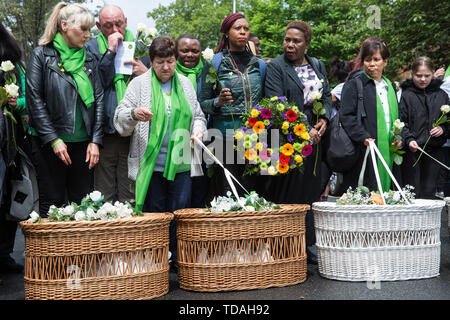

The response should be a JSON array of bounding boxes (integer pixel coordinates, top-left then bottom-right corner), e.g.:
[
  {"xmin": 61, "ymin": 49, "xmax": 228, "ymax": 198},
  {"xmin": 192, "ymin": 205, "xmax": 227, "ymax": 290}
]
[
  {"xmin": 0, "ymin": 0, "xmax": 448, "ymax": 80},
  {"xmin": 148, "ymin": 0, "xmax": 449, "ymax": 80},
  {"xmin": 0, "ymin": 0, "xmax": 101, "ymax": 60}
]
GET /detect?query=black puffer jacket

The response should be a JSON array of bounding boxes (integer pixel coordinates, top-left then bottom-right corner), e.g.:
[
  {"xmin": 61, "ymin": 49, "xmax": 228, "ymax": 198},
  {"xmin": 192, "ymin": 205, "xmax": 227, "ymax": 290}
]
[
  {"xmin": 399, "ymin": 78, "xmax": 449, "ymax": 149},
  {"xmin": 26, "ymin": 44, "xmax": 104, "ymax": 146}
]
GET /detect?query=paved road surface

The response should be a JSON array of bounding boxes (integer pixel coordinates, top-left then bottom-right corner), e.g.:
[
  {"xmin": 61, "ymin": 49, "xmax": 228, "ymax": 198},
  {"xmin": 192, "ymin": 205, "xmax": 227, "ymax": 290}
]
[{"xmin": 1, "ymin": 204, "xmax": 449, "ymax": 301}]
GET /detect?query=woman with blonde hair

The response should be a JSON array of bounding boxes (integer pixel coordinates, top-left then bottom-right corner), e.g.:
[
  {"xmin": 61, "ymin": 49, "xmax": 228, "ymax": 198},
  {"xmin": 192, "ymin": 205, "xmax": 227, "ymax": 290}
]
[{"xmin": 26, "ymin": 2, "xmax": 104, "ymax": 216}]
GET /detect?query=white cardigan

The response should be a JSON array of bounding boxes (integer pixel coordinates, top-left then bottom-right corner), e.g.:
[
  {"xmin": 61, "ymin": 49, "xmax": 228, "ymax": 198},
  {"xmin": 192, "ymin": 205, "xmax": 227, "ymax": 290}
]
[{"xmin": 114, "ymin": 69, "xmax": 207, "ymax": 181}]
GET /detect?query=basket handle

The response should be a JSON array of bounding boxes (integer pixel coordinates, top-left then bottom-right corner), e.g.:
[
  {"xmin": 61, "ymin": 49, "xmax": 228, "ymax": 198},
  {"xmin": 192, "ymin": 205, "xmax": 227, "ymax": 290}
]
[
  {"xmin": 358, "ymin": 141, "xmax": 410, "ymax": 205},
  {"xmin": 192, "ymin": 136, "xmax": 250, "ymax": 201}
]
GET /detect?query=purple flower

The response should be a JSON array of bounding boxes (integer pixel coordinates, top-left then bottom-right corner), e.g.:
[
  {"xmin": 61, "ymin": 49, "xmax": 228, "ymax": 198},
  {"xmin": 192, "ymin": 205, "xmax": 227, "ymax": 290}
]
[
  {"xmin": 279, "ymin": 96, "xmax": 287, "ymax": 102},
  {"xmin": 254, "ymin": 105, "xmax": 263, "ymax": 111},
  {"xmin": 281, "ymin": 114, "xmax": 287, "ymax": 119},
  {"xmin": 287, "ymin": 133, "xmax": 293, "ymax": 143},
  {"xmin": 242, "ymin": 127, "xmax": 248, "ymax": 132}
]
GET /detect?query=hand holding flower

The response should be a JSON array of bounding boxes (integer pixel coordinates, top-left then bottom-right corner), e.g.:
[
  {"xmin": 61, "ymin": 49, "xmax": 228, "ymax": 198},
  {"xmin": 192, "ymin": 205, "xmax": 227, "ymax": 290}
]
[
  {"xmin": 7, "ymin": 96, "xmax": 17, "ymax": 108},
  {"xmin": 430, "ymin": 126, "xmax": 444, "ymax": 137},
  {"xmin": 216, "ymin": 88, "xmax": 233, "ymax": 106}
]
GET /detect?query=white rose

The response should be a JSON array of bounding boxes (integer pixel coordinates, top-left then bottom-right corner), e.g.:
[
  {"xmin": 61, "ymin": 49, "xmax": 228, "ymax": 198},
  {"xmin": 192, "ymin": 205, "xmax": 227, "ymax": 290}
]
[
  {"xmin": 96, "ymin": 208, "xmax": 107, "ymax": 219},
  {"xmin": 267, "ymin": 166, "xmax": 277, "ymax": 176},
  {"xmin": 310, "ymin": 91, "xmax": 322, "ymax": 101},
  {"xmin": 0, "ymin": 60, "xmax": 15, "ymax": 72},
  {"xmin": 243, "ymin": 206, "xmax": 255, "ymax": 212},
  {"xmin": 86, "ymin": 208, "xmax": 96, "ymax": 220},
  {"xmin": 137, "ymin": 23, "xmax": 147, "ymax": 33},
  {"xmin": 5, "ymin": 83, "xmax": 19, "ymax": 98},
  {"xmin": 74, "ymin": 211, "xmax": 86, "ymax": 221},
  {"xmin": 393, "ymin": 119, "xmax": 405, "ymax": 130},
  {"xmin": 89, "ymin": 190, "xmax": 102, "ymax": 202},
  {"xmin": 63, "ymin": 205, "xmax": 74, "ymax": 216},
  {"xmin": 441, "ymin": 105, "xmax": 450, "ymax": 114},
  {"xmin": 147, "ymin": 27, "xmax": 157, "ymax": 38},
  {"xmin": 28, "ymin": 211, "xmax": 40, "ymax": 223},
  {"xmin": 202, "ymin": 48, "xmax": 214, "ymax": 61},
  {"xmin": 393, "ymin": 192, "xmax": 400, "ymax": 202}
]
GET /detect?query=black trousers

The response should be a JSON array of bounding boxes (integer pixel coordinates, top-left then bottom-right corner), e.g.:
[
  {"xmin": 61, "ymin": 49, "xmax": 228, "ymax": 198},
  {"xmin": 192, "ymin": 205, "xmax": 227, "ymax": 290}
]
[
  {"xmin": 0, "ymin": 212, "xmax": 17, "ymax": 261},
  {"xmin": 30, "ymin": 136, "xmax": 94, "ymax": 217},
  {"xmin": 402, "ymin": 147, "xmax": 443, "ymax": 199}
]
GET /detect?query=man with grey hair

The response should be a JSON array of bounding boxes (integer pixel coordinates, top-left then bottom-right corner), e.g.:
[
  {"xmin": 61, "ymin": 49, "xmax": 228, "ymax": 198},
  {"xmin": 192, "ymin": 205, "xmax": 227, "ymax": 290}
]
[{"xmin": 86, "ymin": 5, "xmax": 147, "ymax": 203}]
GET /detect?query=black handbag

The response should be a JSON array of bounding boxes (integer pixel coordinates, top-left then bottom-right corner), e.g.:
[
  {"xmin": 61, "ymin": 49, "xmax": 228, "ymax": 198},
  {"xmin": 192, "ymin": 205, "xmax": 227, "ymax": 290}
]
[{"xmin": 325, "ymin": 78, "xmax": 366, "ymax": 173}]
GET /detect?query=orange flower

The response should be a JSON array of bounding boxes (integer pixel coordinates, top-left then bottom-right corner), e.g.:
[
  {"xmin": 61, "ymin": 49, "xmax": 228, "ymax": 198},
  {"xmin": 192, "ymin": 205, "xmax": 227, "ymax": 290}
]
[
  {"xmin": 245, "ymin": 148, "xmax": 257, "ymax": 161},
  {"xmin": 277, "ymin": 163, "xmax": 289, "ymax": 174},
  {"xmin": 370, "ymin": 193, "xmax": 384, "ymax": 205},
  {"xmin": 281, "ymin": 143, "xmax": 294, "ymax": 156},
  {"xmin": 294, "ymin": 124, "xmax": 306, "ymax": 136},
  {"xmin": 253, "ymin": 121, "xmax": 265, "ymax": 134}
]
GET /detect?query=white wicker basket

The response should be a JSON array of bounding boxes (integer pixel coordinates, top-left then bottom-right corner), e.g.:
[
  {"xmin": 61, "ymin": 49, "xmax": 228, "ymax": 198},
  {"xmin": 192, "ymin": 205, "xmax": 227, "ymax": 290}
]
[
  {"xmin": 444, "ymin": 197, "xmax": 450, "ymax": 232},
  {"xmin": 312, "ymin": 199, "xmax": 444, "ymax": 282}
]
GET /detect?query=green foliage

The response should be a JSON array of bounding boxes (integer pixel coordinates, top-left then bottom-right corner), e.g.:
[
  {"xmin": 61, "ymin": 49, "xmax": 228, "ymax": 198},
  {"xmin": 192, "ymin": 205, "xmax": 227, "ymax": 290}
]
[
  {"xmin": 147, "ymin": 0, "xmax": 234, "ymax": 50},
  {"xmin": 0, "ymin": 0, "xmax": 99, "ymax": 61}
]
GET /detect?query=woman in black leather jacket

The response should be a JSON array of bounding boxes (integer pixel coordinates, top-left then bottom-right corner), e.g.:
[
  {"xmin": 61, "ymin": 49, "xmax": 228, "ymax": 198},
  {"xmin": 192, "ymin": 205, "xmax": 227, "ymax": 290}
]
[
  {"xmin": 26, "ymin": 2, "xmax": 104, "ymax": 216},
  {"xmin": 399, "ymin": 57, "xmax": 450, "ymax": 198}
]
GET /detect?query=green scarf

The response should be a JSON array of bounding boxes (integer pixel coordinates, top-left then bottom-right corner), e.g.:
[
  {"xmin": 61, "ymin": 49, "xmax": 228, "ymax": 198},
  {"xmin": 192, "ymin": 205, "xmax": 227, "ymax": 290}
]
[
  {"xmin": 444, "ymin": 66, "xmax": 450, "ymax": 79},
  {"xmin": 97, "ymin": 29, "xmax": 135, "ymax": 104},
  {"xmin": 175, "ymin": 60, "xmax": 203, "ymax": 92},
  {"xmin": 135, "ymin": 70, "xmax": 193, "ymax": 212},
  {"xmin": 53, "ymin": 33, "xmax": 94, "ymax": 108},
  {"xmin": 364, "ymin": 72, "xmax": 398, "ymax": 191}
]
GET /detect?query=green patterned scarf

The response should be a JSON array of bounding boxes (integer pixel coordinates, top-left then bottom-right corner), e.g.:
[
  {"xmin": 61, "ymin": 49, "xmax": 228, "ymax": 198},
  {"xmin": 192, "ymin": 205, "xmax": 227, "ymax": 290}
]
[
  {"xmin": 175, "ymin": 60, "xmax": 203, "ymax": 92},
  {"xmin": 364, "ymin": 72, "xmax": 398, "ymax": 191},
  {"xmin": 97, "ymin": 29, "xmax": 135, "ymax": 104},
  {"xmin": 135, "ymin": 70, "xmax": 193, "ymax": 212},
  {"xmin": 53, "ymin": 33, "xmax": 94, "ymax": 108}
]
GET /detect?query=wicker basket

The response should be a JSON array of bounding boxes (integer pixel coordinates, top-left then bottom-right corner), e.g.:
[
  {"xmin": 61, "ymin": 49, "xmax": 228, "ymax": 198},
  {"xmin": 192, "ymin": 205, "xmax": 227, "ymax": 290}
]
[
  {"xmin": 444, "ymin": 197, "xmax": 450, "ymax": 233},
  {"xmin": 20, "ymin": 212, "xmax": 173, "ymax": 300},
  {"xmin": 312, "ymin": 199, "xmax": 444, "ymax": 282},
  {"xmin": 173, "ymin": 204, "xmax": 309, "ymax": 292}
]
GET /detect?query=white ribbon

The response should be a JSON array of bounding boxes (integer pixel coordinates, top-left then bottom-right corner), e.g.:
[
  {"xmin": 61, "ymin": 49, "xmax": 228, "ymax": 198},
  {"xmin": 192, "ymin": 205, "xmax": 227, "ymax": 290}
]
[
  {"xmin": 416, "ymin": 146, "xmax": 450, "ymax": 171},
  {"xmin": 192, "ymin": 136, "xmax": 250, "ymax": 202},
  {"xmin": 358, "ymin": 141, "xmax": 410, "ymax": 205}
]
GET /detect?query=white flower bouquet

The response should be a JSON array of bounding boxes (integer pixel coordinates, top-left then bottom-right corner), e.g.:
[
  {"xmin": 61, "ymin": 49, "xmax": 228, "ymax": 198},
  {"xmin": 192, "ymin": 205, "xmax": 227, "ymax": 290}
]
[
  {"xmin": 336, "ymin": 185, "xmax": 416, "ymax": 206},
  {"xmin": 27, "ymin": 191, "xmax": 141, "ymax": 223},
  {"xmin": 205, "ymin": 191, "xmax": 281, "ymax": 213}
]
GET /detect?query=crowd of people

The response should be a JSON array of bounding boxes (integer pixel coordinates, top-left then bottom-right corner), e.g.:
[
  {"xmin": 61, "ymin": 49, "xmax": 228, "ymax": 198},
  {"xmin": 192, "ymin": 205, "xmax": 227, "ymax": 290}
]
[{"xmin": 0, "ymin": 2, "xmax": 449, "ymax": 277}]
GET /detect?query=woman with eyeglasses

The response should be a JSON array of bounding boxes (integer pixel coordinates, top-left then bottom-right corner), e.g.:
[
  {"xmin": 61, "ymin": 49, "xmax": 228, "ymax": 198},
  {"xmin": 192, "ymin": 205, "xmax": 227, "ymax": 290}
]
[{"xmin": 26, "ymin": 2, "xmax": 104, "ymax": 216}]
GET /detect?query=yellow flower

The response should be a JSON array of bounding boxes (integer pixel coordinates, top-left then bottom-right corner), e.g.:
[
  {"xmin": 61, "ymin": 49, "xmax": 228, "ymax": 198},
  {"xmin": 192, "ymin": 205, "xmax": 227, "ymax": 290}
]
[
  {"xmin": 294, "ymin": 124, "xmax": 306, "ymax": 136},
  {"xmin": 281, "ymin": 143, "xmax": 294, "ymax": 156},
  {"xmin": 300, "ymin": 131, "xmax": 310, "ymax": 140},
  {"xmin": 234, "ymin": 130, "xmax": 244, "ymax": 140},
  {"xmin": 282, "ymin": 121, "xmax": 290, "ymax": 130},
  {"xmin": 253, "ymin": 121, "xmax": 265, "ymax": 134},
  {"xmin": 256, "ymin": 142, "xmax": 264, "ymax": 151},
  {"xmin": 245, "ymin": 148, "xmax": 257, "ymax": 161},
  {"xmin": 251, "ymin": 109, "xmax": 260, "ymax": 118},
  {"xmin": 270, "ymin": 96, "xmax": 278, "ymax": 101},
  {"xmin": 294, "ymin": 154, "xmax": 303, "ymax": 163},
  {"xmin": 277, "ymin": 163, "xmax": 289, "ymax": 174}
]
